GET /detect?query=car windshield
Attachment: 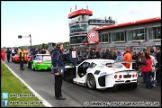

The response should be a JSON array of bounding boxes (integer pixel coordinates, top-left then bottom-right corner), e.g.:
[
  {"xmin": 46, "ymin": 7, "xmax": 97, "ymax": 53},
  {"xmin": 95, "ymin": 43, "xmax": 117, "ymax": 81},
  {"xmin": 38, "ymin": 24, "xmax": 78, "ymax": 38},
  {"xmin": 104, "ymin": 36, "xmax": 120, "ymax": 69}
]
[
  {"xmin": 42, "ymin": 55, "xmax": 51, "ymax": 61},
  {"xmin": 113, "ymin": 63, "xmax": 123, "ymax": 68},
  {"xmin": 100, "ymin": 62, "xmax": 123, "ymax": 68},
  {"xmin": 35, "ymin": 56, "xmax": 42, "ymax": 60},
  {"xmin": 35, "ymin": 55, "xmax": 51, "ymax": 61}
]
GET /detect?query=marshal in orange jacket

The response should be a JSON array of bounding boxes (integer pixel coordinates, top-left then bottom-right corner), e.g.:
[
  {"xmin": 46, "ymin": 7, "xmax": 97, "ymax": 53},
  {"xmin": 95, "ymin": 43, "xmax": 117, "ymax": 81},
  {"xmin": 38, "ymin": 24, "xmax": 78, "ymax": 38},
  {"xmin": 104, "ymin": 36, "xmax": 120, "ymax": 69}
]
[{"xmin": 122, "ymin": 52, "xmax": 132, "ymax": 69}]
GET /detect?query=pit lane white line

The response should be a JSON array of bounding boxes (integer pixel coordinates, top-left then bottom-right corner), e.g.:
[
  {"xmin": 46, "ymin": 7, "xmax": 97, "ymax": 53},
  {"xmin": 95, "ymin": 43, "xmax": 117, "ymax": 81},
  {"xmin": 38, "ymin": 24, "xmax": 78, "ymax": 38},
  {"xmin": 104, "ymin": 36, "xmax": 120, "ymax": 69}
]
[{"xmin": 2, "ymin": 61, "xmax": 53, "ymax": 107}]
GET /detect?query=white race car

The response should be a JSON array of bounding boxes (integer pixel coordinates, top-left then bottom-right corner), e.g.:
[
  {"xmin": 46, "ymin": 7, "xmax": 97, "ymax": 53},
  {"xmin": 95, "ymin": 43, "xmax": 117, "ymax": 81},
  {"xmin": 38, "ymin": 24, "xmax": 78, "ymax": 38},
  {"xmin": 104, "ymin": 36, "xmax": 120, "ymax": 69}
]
[{"xmin": 63, "ymin": 59, "xmax": 139, "ymax": 90}]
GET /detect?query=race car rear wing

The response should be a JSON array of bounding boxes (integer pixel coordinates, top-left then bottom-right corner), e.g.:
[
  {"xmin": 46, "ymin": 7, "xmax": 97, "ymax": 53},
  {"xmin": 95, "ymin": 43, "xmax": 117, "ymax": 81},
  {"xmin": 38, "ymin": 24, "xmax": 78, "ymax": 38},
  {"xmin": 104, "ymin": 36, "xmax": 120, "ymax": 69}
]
[
  {"xmin": 107, "ymin": 60, "xmax": 146, "ymax": 70},
  {"xmin": 114, "ymin": 60, "xmax": 146, "ymax": 65}
]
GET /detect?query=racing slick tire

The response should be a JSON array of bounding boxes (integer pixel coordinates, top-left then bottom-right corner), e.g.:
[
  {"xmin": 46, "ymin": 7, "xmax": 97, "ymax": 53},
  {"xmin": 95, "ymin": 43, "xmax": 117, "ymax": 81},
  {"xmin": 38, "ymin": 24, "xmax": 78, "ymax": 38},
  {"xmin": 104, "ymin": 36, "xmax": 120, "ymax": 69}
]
[
  {"xmin": 132, "ymin": 83, "xmax": 138, "ymax": 89},
  {"xmin": 111, "ymin": 85, "xmax": 119, "ymax": 92},
  {"xmin": 86, "ymin": 74, "xmax": 96, "ymax": 89},
  {"xmin": 126, "ymin": 83, "xmax": 138, "ymax": 90}
]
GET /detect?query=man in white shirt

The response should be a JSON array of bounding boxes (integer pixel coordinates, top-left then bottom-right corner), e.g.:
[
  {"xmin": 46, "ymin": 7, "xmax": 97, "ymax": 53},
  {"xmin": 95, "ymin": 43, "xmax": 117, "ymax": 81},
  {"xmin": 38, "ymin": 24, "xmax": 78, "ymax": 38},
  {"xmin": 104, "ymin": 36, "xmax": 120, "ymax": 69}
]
[
  {"xmin": 71, "ymin": 47, "xmax": 78, "ymax": 66},
  {"xmin": 150, "ymin": 48, "xmax": 157, "ymax": 87},
  {"xmin": 11, "ymin": 48, "xmax": 16, "ymax": 56}
]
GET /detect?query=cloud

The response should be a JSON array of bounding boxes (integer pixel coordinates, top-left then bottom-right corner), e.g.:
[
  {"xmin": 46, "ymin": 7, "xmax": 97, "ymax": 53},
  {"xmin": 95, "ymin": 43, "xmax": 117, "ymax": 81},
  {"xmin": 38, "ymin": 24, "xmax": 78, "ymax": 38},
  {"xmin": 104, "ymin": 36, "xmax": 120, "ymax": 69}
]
[
  {"xmin": 126, "ymin": 2, "xmax": 161, "ymax": 15},
  {"xmin": 116, "ymin": 2, "xmax": 161, "ymax": 23}
]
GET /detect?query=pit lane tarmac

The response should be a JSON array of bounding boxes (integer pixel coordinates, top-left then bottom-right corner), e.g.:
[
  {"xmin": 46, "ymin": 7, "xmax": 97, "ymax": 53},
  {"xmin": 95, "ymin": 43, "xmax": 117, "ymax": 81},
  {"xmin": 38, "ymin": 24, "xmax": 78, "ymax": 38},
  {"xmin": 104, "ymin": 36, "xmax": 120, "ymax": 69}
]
[{"xmin": 3, "ymin": 60, "xmax": 161, "ymax": 107}]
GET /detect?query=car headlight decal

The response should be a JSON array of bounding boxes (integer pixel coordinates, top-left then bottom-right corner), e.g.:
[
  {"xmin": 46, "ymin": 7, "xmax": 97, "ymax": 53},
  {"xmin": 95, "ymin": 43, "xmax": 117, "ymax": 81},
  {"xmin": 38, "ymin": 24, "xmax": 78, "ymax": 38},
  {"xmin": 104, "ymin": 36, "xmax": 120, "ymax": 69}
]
[{"xmin": 100, "ymin": 72, "xmax": 107, "ymax": 76}]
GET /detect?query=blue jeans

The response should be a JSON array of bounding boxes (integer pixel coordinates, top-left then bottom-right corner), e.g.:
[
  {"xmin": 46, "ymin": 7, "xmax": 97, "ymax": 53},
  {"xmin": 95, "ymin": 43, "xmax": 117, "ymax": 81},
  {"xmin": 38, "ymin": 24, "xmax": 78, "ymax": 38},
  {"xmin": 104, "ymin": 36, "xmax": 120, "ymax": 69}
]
[
  {"xmin": 142, "ymin": 72, "xmax": 146, "ymax": 82},
  {"xmin": 72, "ymin": 58, "xmax": 77, "ymax": 66},
  {"xmin": 143, "ymin": 72, "xmax": 152, "ymax": 88}
]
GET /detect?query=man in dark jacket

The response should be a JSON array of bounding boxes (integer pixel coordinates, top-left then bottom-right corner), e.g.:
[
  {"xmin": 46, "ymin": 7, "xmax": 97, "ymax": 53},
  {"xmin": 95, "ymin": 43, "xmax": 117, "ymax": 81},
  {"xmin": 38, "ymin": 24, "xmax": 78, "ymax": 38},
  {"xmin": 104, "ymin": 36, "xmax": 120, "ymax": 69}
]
[
  {"xmin": 6, "ymin": 48, "xmax": 11, "ymax": 62},
  {"xmin": 50, "ymin": 47, "xmax": 55, "ymax": 74},
  {"xmin": 51, "ymin": 42, "xmax": 66, "ymax": 100},
  {"xmin": 31, "ymin": 47, "xmax": 36, "ymax": 56}
]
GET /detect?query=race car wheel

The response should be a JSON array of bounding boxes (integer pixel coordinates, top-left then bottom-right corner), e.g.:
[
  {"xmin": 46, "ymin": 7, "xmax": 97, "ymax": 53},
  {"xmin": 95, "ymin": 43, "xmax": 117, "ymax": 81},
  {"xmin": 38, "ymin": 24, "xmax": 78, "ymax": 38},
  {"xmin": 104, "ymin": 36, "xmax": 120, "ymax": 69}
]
[
  {"xmin": 126, "ymin": 83, "xmax": 137, "ymax": 90},
  {"xmin": 31, "ymin": 64, "xmax": 35, "ymax": 71},
  {"xmin": 87, "ymin": 74, "xmax": 96, "ymax": 89},
  {"xmin": 132, "ymin": 83, "xmax": 138, "ymax": 89},
  {"xmin": 111, "ymin": 85, "xmax": 118, "ymax": 91}
]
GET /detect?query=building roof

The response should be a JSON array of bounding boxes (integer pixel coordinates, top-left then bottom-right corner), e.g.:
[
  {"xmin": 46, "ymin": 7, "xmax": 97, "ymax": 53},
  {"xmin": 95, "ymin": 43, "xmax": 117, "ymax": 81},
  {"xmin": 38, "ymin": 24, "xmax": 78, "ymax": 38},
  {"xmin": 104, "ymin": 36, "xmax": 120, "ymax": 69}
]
[
  {"xmin": 68, "ymin": 9, "xmax": 93, "ymax": 19},
  {"xmin": 93, "ymin": 17, "xmax": 161, "ymax": 31}
]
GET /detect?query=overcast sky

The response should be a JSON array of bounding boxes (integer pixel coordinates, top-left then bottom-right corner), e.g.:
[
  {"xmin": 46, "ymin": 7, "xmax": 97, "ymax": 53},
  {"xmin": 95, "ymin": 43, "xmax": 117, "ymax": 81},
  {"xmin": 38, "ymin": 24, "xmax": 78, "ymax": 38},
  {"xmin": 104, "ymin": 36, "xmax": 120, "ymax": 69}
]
[{"xmin": 1, "ymin": 1, "xmax": 161, "ymax": 47}]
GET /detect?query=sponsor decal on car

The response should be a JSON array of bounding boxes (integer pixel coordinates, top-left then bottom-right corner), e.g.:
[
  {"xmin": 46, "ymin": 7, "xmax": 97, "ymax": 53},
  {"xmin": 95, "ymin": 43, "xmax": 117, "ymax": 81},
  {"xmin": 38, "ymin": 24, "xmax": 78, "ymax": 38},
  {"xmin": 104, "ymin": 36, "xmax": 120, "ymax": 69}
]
[
  {"xmin": 100, "ymin": 72, "xmax": 107, "ymax": 76},
  {"xmin": 97, "ymin": 65, "xmax": 104, "ymax": 69}
]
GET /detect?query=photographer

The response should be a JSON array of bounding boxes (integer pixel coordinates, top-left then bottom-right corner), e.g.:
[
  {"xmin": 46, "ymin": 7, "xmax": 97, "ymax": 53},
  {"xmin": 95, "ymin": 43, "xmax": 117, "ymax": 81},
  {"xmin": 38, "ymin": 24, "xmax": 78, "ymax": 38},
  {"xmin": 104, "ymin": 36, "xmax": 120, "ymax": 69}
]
[{"xmin": 51, "ymin": 42, "xmax": 66, "ymax": 100}]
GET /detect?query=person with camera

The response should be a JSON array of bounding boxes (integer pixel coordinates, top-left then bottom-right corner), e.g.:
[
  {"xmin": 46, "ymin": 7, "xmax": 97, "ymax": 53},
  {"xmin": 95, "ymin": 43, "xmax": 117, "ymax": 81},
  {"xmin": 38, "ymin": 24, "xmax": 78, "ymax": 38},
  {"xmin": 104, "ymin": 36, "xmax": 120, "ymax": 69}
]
[{"xmin": 51, "ymin": 42, "xmax": 66, "ymax": 100}]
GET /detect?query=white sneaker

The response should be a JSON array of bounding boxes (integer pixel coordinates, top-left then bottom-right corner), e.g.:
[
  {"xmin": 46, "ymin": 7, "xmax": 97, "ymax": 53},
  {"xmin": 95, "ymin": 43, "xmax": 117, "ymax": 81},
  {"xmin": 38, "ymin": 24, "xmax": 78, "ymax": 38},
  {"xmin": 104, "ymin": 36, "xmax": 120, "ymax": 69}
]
[{"xmin": 152, "ymin": 84, "xmax": 156, "ymax": 87}]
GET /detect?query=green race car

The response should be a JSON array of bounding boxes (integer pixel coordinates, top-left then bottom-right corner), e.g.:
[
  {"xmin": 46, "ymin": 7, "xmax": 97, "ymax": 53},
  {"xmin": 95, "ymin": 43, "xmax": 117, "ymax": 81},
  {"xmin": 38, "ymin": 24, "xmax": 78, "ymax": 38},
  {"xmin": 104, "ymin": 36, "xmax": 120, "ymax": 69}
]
[{"xmin": 27, "ymin": 54, "xmax": 52, "ymax": 71}]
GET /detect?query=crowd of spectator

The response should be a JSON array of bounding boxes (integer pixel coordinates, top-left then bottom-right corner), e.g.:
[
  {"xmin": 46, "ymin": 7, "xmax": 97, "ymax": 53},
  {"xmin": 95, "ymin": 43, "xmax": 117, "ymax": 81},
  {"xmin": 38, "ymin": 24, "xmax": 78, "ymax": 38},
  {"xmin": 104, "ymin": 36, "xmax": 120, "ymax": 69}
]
[{"xmin": 60, "ymin": 46, "xmax": 161, "ymax": 89}]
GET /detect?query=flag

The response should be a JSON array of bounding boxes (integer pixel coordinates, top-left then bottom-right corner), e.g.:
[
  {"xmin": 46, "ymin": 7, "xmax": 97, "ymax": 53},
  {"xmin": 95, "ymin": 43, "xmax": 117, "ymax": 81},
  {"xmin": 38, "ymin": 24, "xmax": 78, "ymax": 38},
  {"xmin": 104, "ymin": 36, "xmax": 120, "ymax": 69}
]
[
  {"xmin": 70, "ymin": 7, "xmax": 72, "ymax": 12},
  {"xmin": 87, "ymin": 31, "xmax": 99, "ymax": 44},
  {"xmin": 86, "ymin": 5, "xmax": 88, "ymax": 10},
  {"xmin": 75, "ymin": 4, "xmax": 77, "ymax": 10}
]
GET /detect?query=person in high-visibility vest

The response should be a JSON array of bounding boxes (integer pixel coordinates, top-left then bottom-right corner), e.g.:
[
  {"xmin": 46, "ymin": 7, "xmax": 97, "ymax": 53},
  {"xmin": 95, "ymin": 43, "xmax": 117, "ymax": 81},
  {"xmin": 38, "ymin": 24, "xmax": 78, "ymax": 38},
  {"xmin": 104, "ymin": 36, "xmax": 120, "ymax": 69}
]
[
  {"xmin": 122, "ymin": 47, "xmax": 132, "ymax": 69},
  {"xmin": 18, "ymin": 47, "xmax": 25, "ymax": 70}
]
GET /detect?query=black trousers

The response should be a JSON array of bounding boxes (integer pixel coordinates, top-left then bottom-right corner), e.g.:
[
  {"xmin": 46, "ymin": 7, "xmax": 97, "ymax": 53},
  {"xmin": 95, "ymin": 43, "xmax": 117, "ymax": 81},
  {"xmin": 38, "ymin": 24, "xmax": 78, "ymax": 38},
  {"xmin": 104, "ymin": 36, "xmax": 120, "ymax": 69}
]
[
  {"xmin": 7, "ymin": 55, "xmax": 10, "ymax": 62},
  {"xmin": 132, "ymin": 63, "xmax": 137, "ymax": 70},
  {"xmin": 54, "ymin": 75, "xmax": 62, "ymax": 97},
  {"xmin": 20, "ymin": 57, "xmax": 24, "ymax": 69}
]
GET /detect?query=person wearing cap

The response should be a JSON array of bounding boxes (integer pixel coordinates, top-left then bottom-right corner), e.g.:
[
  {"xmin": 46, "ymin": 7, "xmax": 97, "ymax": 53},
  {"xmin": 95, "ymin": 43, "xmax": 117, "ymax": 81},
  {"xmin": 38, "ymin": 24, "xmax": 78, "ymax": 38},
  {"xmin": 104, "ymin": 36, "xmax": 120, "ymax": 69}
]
[
  {"xmin": 122, "ymin": 47, "xmax": 132, "ymax": 69},
  {"xmin": 51, "ymin": 42, "xmax": 66, "ymax": 100}
]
